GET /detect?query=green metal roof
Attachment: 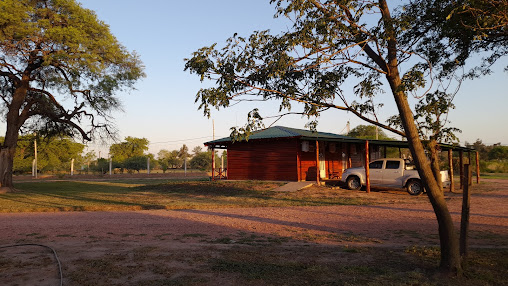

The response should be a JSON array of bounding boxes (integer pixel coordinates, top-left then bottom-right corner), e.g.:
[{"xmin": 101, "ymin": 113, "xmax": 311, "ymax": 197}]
[
  {"xmin": 205, "ymin": 126, "xmax": 364, "ymax": 146},
  {"xmin": 204, "ymin": 125, "xmax": 475, "ymax": 152}
]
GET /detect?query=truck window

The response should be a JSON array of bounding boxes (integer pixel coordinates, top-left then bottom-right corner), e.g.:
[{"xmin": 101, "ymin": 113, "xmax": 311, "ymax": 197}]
[
  {"xmin": 385, "ymin": 160, "xmax": 400, "ymax": 169},
  {"xmin": 369, "ymin": 161, "xmax": 383, "ymax": 169}
]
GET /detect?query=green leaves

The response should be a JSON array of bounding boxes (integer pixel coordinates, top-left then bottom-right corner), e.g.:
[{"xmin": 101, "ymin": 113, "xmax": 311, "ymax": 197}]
[
  {"xmin": 0, "ymin": 0, "xmax": 144, "ymax": 142},
  {"xmin": 186, "ymin": 0, "xmax": 504, "ymax": 143}
]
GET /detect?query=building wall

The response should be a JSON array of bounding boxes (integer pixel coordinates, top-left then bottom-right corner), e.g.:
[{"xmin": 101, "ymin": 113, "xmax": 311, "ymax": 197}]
[
  {"xmin": 227, "ymin": 139, "xmax": 299, "ymax": 181},
  {"xmin": 226, "ymin": 139, "xmax": 380, "ymax": 182},
  {"xmin": 297, "ymin": 141, "xmax": 345, "ymax": 181}
]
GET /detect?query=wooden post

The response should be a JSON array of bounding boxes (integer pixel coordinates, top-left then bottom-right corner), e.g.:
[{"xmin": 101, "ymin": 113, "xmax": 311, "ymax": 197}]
[
  {"xmin": 297, "ymin": 141, "xmax": 301, "ymax": 181},
  {"xmin": 476, "ymin": 151, "xmax": 480, "ymax": 184},
  {"xmin": 460, "ymin": 164, "xmax": 471, "ymax": 258},
  {"xmin": 468, "ymin": 160, "xmax": 473, "ymax": 186},
  {"xmin": 467, "ymin": 152, "xmax": 472, "ymax": 186},
  {"xmin": 347, "ymin": 144, "xmax": 352, "ymax": 168},
  {"xmin": 315, "ymin": 140, "xmax": 320, "ymax": 185},
  {"xmin": 365, "ymin": 140, "xmax": 370, "ymax": 193},
  {"xmin": 383, "ymin": 146, "xmax": 387, "ymax": 158},
  {"xmin": 448, "ymin": 149, "xmax": 454, "ymax": 192},
  {"xmin": 459, "ymin": 150, "xmax": 464, "ymax": 189},
  {"xmin": 211, "ymin": 147, "xmax": 215, "ymax": 181}
]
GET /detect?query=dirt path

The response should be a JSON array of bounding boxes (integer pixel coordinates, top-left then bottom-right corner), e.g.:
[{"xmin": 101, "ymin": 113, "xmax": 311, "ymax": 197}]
[{"xmin": 0, "ymin": 180, "xmax": 507, "ymax": 285}]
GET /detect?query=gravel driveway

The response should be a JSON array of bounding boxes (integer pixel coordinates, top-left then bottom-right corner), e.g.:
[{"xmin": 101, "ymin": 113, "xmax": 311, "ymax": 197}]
[{"xmin": 0, "ymin": 179, "xmax": 506, "ymax": 285}]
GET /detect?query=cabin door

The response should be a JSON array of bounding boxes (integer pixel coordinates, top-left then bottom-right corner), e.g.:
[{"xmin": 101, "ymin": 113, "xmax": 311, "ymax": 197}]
[{"xmin": 319, "ymin": 144, "xmax": 326, "ymax": 179}]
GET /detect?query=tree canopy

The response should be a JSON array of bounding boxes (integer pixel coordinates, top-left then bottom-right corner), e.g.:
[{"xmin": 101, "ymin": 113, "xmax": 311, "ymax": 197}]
[
  {"xmin": 109, "ymin": 137, "xmax": 149, "ymax": 162},
  {"xmin": 0, "ymin": 0, "xmax": 144, "ymax": 139},
  {"xmin": 347, "ymin": 125, "xmax": 392, "ymax": 140},
  {"xmin": 0, "ymin": 0, "xmax": 144, "ymax": 188}
]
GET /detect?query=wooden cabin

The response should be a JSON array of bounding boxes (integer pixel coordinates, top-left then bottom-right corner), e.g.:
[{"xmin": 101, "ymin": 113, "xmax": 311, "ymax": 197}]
[
  {"xmin": 205, "ymin": 126, "xmax": 478, "ymax": 193},
  {"xmin": 204, "ymin": 126, "xmax": 381, "ymax": 181}
]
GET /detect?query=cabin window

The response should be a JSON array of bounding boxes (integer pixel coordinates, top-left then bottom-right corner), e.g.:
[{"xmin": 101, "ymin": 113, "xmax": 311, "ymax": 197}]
[
  {"xmin": 302, "ymin": 141, "xmax": 310, "ymax": 152},
  {"xmin": 329, "ymin": 143, "xmax": 336, "ymax": 153}
]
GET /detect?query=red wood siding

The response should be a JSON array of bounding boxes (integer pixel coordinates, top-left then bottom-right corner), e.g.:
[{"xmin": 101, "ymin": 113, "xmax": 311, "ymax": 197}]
[
  {"xmin": 325, "ymin": 143, "xmax": 342, "ymax": 179},
  {"xmin": 227, "ymin": 139, "xmax": 298, "ymax": 181},
  {"xmin": 298, "ymin": 145, "xmax": 318, "ymax": 181},
  {"xmin": 297, "ymin": 141, "xmax": 344, "ymax": 181}
]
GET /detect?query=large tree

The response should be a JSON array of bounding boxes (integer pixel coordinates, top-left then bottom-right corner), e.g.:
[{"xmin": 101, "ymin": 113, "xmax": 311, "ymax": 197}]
[
  {"xmin": 0, "ymin": 0, "xmax": 144, "ymax": 190},
  {"xmin": 186, "ymin": 0, "xmax": 506, "ymax": 274}
]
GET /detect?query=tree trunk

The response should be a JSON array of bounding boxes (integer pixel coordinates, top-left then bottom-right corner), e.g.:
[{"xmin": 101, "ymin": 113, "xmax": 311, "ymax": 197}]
[
  {"xmin": 0, "ymin": 141, "xmax": 17, "ymax": 192},
  {"xmin": 392, "ymin": 84, "xmax": 461, "ymax": 274},
  {"xmin": 0, "ymin": 76, "xmax": 30, "ymax": 192},
  {"xmin": 429, "ymin": 139, "xmax": 443, "ymax": 191},
  {"xmin": 378, "ymin": 0, "xmax": 462, "ymax": 274}
]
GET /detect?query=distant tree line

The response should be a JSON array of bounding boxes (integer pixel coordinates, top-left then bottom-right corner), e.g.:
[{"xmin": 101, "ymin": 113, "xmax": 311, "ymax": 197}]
[
  {"xmin": 6, "ymin": 135, "xmax": 223, "ymax": 175},
  {"xmin": 466, "ymin": 140, "xmax": 508, "ymax": 173},
  {"xmin": 2, "ymin": 135, "xmax": 84, "ymax": 175}
]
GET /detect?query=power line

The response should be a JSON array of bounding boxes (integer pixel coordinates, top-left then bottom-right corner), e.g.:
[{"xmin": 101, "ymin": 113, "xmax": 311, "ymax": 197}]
[{"xmin": 149, "ymin": 135, "xmax": 216, "ymax": 145}]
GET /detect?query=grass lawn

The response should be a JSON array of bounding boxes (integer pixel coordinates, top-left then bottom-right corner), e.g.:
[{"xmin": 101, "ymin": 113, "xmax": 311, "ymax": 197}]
[
  {"xmin": 0, "ymin": 179, "xmax": 378, "ymax": 212},
  {"xmin": 480, "ymin": 173, "xmax": 508, "ymax": 180}
]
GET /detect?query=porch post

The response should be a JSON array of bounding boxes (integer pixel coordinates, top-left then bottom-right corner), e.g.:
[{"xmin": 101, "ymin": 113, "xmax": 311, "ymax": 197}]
[
  {"xmin": 468, "ymin": 151, "xmax": 473, "ymax": 186},
  {"xmin": 476, "ymin": 151, "xmax": 480, "ymax": 184},
  {"xmin": 211, "ymin": 147, "xmax": 215, "ymax": 181},
  {"xmin": 365, "ymin": 140, "xmax": 370, "ymax": 194},
  {"xmin": 459, "ymin": 150, "xmax": 464, "ymax": 189},
  {"xmin": 315, "ymin": 140, "xmax": 320, "ymax": 185},
  {"xmin": 448, "ymin": 149, "xmax": 454, "ymax": 192},
  {"xmin": 347, "ymin": 144, "xmax": 352, "ymax": 168}
]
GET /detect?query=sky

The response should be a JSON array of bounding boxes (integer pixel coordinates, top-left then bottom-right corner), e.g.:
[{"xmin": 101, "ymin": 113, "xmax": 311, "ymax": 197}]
[{"xmin": 11, "ymin": 0, "xmax": 508, "ymax": 157}]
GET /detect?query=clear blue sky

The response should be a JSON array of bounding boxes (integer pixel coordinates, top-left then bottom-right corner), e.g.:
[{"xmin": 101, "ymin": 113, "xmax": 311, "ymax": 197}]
[{"xmin": 53, "ymin": 1, "xmax": 508, "ymax": 155}]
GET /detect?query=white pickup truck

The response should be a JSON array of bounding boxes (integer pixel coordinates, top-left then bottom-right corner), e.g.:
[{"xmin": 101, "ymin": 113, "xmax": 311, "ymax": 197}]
[{"xmin": 340, "ymin": 158, "xmax": 450, "ymax": 195}]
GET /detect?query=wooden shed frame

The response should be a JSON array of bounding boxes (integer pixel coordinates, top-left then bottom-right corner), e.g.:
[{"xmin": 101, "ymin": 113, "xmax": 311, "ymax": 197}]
[{"xmin": 205, "ymin": 126, "xmax": 477, "ymax": 192}]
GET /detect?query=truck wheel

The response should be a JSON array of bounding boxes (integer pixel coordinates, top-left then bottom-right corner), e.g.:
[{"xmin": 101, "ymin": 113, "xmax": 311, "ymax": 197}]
[
  {"xmin": 406, "ymin": 179, "xmax": 423, "ymax": 196},
  {"xmin": 346, "ymin": 176, "xmax": 361, "ymax": 190}
]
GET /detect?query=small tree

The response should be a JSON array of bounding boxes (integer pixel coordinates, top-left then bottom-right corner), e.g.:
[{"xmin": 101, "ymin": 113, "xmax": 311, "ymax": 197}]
[
  {"xmin": 157, "ymin": 149, "xmax": 170, "ymax": 173},
  {"xmin": 192, "ymin": 146, "xmax": 203, "ymax": 156},
  {"xmin": 347, "ymin": 125, "xmax": 392, "ymax": 140},
  {"xmin": 91, "ymin": 158, "xmax": 109, "ymax": 174},
  {"xmin": 178, "ymin": 144, "xmax": 190, "ymax": 167},
  {"xmin": 109, "ymin": 137, "xmax": 149, "ymax": 167},
  {"xmin": 185, "ymin": 0, "xmax": 506, "ymax": 274},
  {"xmin": 124, "ymin": 156, "xmax": 147, "ymax": 174},
  {"xmin": 190, "ymin": 151, "xmax": 212, "ymax": 171}
]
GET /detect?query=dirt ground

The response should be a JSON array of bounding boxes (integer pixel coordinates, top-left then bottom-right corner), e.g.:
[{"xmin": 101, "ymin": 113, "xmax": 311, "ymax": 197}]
[{"xmin": 0, "ymin": 179, "xmax": 506, "ymax": 285}]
